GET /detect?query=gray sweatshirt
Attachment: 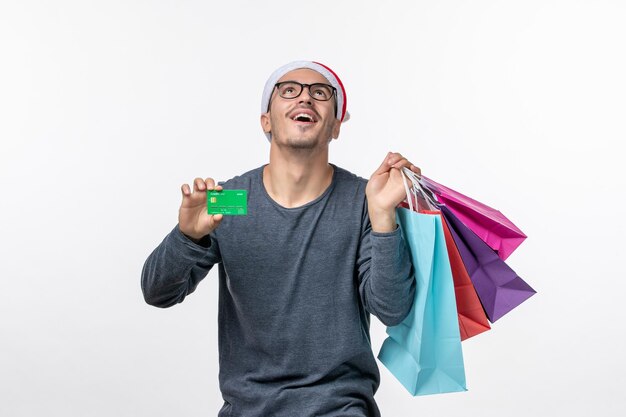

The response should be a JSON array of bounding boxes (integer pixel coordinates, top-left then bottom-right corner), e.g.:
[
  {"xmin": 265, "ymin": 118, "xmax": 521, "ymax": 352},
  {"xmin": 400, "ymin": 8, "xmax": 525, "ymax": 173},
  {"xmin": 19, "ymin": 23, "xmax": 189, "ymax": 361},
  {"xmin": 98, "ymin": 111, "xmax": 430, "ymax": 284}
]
[{"xmin": 141, "ymin": 165, "xmax": 415, "ymax": 417}]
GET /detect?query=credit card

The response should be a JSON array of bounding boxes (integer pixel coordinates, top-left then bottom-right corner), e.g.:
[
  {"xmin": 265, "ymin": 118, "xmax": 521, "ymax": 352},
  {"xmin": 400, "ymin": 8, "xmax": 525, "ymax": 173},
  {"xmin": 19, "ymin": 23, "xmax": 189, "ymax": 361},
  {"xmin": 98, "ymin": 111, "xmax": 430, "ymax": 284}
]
[{"xmin": 207, "ymin": 189, "xmax": 248, "ymax": 215}]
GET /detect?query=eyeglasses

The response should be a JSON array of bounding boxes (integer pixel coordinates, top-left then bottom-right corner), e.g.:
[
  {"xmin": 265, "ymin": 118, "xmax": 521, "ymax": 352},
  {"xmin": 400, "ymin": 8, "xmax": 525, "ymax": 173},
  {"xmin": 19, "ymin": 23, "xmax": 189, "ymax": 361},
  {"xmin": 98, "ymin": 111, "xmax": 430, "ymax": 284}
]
[{"xmin": 273, "ymin": 81, "xmax": 336, "ymax": 102}]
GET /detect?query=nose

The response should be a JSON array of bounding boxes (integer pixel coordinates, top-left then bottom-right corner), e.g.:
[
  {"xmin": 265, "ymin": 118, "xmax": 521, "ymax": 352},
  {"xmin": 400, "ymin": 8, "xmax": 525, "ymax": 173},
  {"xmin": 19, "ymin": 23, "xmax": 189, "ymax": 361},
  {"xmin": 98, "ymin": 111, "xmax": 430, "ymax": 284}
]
[{"xmin": 298, "ymin": 85, "xmax": 313, "ymax": 105}]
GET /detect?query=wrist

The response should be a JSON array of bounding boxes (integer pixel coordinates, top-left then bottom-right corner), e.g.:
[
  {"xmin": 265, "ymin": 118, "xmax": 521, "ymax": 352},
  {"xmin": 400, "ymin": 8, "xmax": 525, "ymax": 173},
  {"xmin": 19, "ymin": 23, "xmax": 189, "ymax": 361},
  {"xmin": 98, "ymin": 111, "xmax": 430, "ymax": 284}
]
[
  {"xmin": 185, "ymin": 234, "xmax": 203, "ymax": 244},
  {"xmin": 368, "ymin": 206, "xmax": 397, "ymax": 233},
  {"xmin": 178, "ymin": 225, "xmax": 203, "ymax": 242}
]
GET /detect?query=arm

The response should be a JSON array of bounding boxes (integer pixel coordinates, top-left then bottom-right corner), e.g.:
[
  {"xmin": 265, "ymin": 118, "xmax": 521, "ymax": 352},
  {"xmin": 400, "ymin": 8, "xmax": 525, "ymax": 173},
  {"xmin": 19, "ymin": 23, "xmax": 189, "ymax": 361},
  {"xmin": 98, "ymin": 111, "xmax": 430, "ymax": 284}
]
[
  {"xmin": 357, "ymin": 205, "xmax": 415, "ymax": 326},
  {"xmin": 141, "ymin": 176, "xmax": 224, "ymax": 307},
  {"xmin": 356, "ymin": 152, "xmax": 421, "ymax": 325},
  {"xmin": 141, "ymin": 225, "xmax": 222, "ymax": 308}
]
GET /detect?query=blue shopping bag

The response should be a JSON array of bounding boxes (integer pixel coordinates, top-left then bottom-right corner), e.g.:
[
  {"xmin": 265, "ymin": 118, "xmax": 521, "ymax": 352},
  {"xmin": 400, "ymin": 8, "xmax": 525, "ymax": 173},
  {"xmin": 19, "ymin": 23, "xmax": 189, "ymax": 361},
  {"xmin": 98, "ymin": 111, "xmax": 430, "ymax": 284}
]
[{"xmin": 378, "ymin": 207, "xmax": 467, "ymax": 396}]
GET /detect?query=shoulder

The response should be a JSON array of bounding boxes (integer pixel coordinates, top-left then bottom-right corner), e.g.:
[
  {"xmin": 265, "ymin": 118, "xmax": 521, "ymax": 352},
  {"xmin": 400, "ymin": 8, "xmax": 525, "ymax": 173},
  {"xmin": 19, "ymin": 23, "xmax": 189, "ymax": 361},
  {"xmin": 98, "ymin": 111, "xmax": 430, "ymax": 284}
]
[
  {"xmin": 332, "ymin": 164, "xmax": 368, "ymax": 191},
  {"xmin": 329, "ymin": 165, "xmax": 370, "ymax": 228},
  {"xmin": 330, "ymin": 164, "xmax": 368, "ymax": 206}
]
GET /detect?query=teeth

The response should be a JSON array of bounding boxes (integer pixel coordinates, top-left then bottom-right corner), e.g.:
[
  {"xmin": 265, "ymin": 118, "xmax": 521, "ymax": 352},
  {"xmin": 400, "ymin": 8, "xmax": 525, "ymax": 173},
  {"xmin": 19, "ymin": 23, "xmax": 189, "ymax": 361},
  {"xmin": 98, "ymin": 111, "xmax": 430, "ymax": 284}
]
[{"xmin": 293, "ymin": 113, "xmax": 314, "ymax": 122}]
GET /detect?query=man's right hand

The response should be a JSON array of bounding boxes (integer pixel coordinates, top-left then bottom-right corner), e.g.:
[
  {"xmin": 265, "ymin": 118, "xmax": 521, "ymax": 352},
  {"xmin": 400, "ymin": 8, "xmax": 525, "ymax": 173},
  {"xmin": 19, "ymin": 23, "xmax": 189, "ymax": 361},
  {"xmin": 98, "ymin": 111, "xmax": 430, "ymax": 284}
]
[{"xmin": 179, "ymin": 177, "xmax": 224, "ymax": 242}]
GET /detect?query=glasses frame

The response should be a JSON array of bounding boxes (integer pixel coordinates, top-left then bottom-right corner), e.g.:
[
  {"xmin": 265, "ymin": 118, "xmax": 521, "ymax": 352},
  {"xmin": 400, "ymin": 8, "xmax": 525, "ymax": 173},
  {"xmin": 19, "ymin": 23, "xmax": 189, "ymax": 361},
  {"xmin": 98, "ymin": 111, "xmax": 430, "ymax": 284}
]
[{"xmin": 273, "ymin": 81, "xmax": 337, "ymax": 102}]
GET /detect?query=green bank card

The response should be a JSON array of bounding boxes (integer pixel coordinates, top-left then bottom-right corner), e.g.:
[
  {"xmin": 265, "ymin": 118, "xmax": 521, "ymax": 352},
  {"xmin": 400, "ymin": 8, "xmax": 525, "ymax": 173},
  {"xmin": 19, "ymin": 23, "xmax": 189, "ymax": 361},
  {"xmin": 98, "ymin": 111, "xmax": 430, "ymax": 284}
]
[{"xmin": 207, "ymin": 189, "xmax": 248, "ymax": 215}]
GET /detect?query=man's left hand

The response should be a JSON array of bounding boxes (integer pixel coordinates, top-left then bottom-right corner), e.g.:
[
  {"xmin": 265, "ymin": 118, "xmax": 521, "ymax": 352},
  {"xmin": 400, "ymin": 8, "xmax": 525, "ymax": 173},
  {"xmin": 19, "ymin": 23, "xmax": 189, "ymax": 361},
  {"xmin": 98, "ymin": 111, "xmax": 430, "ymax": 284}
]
[{"xmin": 366, "ymin": 152, "xmax": 421, "ymax": 233}]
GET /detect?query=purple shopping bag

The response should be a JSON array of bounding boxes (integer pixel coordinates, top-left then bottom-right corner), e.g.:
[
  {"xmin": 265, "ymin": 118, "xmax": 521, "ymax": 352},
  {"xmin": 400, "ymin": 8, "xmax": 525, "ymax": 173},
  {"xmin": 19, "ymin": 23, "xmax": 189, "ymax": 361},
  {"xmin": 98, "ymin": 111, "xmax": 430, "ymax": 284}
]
[
  {"xmin": 440, "ymin": 205, "xmax": 536, "ymax": 323},
  {"xmin": 422, "ymin": 176, "xmax": 527, "ymax": 261}
]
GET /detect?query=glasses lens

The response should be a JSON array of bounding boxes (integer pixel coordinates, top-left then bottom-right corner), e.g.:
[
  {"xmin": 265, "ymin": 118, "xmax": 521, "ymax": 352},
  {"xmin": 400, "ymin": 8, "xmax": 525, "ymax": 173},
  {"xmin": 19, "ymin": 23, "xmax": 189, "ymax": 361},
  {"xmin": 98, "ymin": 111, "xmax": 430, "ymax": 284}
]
[
  {"xmin": 309, "ymin": 84, "xmax": 333, "ymax": 101},
  {"xmin": 277, "ymin": 82, "xmax": 302, "ymax": 99}
]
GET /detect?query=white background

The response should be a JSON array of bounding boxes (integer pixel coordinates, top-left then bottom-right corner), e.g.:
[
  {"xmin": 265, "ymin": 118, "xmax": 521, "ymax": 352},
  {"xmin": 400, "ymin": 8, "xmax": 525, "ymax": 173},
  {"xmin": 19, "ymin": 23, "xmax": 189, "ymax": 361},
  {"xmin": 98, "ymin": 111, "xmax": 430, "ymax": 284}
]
[{"xmin": 1, "ymin": 1, "xmax": 625, "ymax": 416}]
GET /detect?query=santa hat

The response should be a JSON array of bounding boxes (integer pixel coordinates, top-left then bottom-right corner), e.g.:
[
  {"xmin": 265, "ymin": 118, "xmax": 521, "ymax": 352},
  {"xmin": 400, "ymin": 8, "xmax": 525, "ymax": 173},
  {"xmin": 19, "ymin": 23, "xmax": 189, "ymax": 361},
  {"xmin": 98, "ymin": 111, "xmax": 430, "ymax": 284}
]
[{"xmin": 261, "ymin": 60, "xmax": 350, "ymax": 141}]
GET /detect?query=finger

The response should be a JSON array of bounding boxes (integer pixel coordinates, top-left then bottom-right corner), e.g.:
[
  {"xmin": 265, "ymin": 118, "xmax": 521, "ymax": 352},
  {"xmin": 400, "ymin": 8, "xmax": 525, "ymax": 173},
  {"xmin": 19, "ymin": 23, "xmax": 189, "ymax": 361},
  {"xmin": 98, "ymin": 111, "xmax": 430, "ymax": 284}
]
[
  {"xmin": 388, "ymin": 152, "xmax": 413, "ymax": 167},
  {"xmin": 373, "ymin": 152, "xmax": 394, "ymax": 175},
  {"xmin": 386, "ymin": 152, "xmax": 403, "ymax": 164},
  {"xmin": 193, "ymin": 177, "xmax": 206, "ymax": 192},
  {"xmin": 390, "ymin": 157, "xmax": 410, "ymax": 169},
  {"xmin": 215, "ymin": 185, "xmax": 223, "ymax": 191},
  {"xmin": 204, "ymin": 177, "xmax": 216, "ymax": 190},
  {"xmin": 389, "ymin": 155, "xmax": 420, "ymax": 175},
  {"xmin": 388, "ymin": 166, "xmax": 405, "ymax": 180},
  {"xmin": 181, "ymin": 183, "xmax": 191, "ymax": 197},
  {"xmin": 212, "ymin": 213, "xmax": 223, "ymax": 224}
]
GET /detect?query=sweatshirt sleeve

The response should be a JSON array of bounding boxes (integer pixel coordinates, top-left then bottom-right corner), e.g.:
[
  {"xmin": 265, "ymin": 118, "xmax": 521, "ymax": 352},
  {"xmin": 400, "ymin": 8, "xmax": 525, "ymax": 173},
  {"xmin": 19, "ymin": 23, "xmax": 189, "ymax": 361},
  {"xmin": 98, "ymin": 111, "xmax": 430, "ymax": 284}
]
[
  {"xmin": 356, "ymin": 206, "xmax": 415, "ymax": 326},
  {"xmin": 141, "ymin": 225, "xmax": 222, "ymax": 308}
]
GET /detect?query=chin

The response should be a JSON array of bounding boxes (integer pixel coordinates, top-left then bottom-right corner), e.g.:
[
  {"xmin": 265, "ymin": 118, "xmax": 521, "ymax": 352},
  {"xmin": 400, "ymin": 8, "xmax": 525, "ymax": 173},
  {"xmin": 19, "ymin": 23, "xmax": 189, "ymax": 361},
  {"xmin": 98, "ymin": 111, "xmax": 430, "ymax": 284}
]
[{"xmin": 284, "ymin": 137, "xmax": 320, "ymax": 150}]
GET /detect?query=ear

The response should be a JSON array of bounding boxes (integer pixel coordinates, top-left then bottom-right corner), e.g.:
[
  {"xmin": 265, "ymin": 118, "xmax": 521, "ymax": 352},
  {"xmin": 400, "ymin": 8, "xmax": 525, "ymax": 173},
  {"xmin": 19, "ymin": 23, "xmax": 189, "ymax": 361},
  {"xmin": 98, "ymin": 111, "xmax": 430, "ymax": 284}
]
[
  {"xmin": 331, "ymin": 119, "xmax": 341, "ymax": 140},
  {"xmin": 260, "ymin": 112, "xmax": 271, "ymax": 134}
]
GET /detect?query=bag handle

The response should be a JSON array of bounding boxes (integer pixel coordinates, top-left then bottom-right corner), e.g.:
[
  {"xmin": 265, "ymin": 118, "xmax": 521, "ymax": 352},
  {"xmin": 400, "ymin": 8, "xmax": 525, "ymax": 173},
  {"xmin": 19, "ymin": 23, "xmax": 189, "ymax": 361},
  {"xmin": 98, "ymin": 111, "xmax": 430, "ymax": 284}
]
[
  {"xmin": 401, "ymin": 167, "xmax": 438, "ymax": 211},
  {"xmin": 401, "ymin": 168, "xmax": 417, "ymax": 211}
]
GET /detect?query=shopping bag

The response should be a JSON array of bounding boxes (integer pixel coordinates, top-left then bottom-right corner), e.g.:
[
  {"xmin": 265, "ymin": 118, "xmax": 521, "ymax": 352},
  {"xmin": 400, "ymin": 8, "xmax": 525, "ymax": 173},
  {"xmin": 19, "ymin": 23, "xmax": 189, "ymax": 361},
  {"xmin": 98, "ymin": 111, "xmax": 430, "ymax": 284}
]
[
  {"xmin": 421, "ymin": 210, "xmax": 491, "ymax": 341},
  {"xmin": 440, "ymin": 205, "xmax": 536, "ymax": 323},
  {"xmin": 400, "ymin": 168, "xmax": 490, "ymax": 340},
  {"xmin": 378, "ymin": 207, "xmax": 467, "ymax": 396},
  {"xmin": 421, "ymin": 176, "xmax": 527, "ymax": 261}
]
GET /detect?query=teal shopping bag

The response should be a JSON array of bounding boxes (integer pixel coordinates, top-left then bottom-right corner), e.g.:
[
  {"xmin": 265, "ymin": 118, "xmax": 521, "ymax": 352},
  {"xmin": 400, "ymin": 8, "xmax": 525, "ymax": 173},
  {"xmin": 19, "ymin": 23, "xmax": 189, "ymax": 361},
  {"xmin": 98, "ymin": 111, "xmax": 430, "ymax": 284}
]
[{"xmin": 378, "ymin": 207, "xmax": 467, "ymax": 396}]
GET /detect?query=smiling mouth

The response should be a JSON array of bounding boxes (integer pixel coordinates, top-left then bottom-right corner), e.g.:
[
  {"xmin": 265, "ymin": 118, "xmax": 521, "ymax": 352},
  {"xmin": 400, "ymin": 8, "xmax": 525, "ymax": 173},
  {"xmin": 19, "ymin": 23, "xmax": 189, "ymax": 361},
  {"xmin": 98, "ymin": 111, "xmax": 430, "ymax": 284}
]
[{"xmin": 292, "ymin": 113, "xmax": 316, "ymax": 123}]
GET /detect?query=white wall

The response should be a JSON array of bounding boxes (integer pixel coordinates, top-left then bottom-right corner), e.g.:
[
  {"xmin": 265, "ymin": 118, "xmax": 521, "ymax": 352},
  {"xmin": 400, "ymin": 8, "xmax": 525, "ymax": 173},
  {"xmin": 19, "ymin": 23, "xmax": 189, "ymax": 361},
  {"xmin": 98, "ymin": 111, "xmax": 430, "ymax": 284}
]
[{"xmin": 1, "ymin": 1, "xmax": 624, "ymax": 416}]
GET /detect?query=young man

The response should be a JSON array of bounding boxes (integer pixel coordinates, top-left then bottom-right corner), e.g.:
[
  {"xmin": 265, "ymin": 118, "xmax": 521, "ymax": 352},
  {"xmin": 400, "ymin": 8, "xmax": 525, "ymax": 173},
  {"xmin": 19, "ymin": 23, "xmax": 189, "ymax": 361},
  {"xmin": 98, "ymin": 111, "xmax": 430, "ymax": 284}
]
[{"xmin": 142, "ymin": 61, "xmax": 420, "ymax": 416}]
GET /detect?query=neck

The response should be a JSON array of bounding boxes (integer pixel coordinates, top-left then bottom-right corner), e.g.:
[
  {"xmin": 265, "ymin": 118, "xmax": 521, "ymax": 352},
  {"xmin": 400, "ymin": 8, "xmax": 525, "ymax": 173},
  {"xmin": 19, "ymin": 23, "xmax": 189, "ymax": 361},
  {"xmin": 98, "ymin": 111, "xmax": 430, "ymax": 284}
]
[{"xmin": 263, "ymin": 142, "xmax": 334, "ymax": 208}]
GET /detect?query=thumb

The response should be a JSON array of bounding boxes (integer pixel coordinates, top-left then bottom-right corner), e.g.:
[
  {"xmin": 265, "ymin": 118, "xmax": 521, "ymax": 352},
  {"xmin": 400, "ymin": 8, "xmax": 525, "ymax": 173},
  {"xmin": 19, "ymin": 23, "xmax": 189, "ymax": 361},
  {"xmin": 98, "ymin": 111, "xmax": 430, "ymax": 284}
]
[
  {"xmin": 209, "ymin": 213, "xmax": 224, "ymax": 230},
  {"xmin": 371, "ymin": 152, "xmax": 394, "ymax": 177}
]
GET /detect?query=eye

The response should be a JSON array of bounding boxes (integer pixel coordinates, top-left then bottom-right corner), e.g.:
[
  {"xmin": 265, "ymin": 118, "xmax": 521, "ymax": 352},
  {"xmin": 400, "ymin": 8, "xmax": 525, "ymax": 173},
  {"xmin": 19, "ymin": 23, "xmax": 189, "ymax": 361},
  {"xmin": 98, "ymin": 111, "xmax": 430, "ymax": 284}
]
[
  {"xmin": 278, "ymin": 83, "xmax": 300, "ymax": 98},
  {"xmin": 311, "ymin": 85, "xmax": 331, "ymax": 100}
]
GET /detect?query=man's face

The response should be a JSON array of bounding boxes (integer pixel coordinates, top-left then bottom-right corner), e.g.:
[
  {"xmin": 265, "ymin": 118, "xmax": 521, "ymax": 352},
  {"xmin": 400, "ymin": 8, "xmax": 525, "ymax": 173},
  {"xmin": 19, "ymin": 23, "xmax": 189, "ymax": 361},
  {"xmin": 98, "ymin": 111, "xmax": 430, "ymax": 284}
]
[{"xmin": 261, "ymin": 69, "xmax": 341, "ymax": 149}]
